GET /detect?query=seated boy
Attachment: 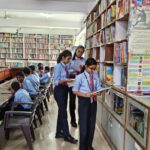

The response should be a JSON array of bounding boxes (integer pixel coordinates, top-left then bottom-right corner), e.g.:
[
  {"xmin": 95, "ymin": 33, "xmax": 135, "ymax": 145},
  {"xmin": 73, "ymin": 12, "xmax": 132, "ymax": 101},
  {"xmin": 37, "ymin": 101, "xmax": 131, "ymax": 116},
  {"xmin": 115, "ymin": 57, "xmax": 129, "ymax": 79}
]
[
  {"xmin": 16, "ymin": 72, "xmax": 24, "ymax": 88},
  {"xmin": 10, "ymin": 81, "xmax": 32, "ymax": 111},
  {"xmin": 40, "ymin": 66, "xmax": 51, "ymax": 85},
  {"xmin": 22, "ymin": 67, "xmax": 39, "ymax": 97}
]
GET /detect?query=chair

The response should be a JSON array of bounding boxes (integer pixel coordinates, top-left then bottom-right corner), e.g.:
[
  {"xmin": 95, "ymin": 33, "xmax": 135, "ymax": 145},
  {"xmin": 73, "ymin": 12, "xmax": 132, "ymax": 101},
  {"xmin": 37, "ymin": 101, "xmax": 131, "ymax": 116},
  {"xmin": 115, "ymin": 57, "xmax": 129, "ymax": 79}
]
[
  {"xmin": 4, "ymin": 110, "xmax": 35, "ymax": 150},
  {"xmin": 0, "ymin": 121, "xmax": 5, "ymax": 150}
]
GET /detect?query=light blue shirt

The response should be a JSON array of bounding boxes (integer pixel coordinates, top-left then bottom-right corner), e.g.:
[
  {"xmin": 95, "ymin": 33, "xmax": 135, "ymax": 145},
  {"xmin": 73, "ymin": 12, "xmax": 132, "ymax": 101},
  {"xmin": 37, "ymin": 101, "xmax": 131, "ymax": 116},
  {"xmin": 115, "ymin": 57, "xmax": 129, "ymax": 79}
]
[
  {"xmin": 73, "ymin": 71, "xmax": 101, "ymax": 93},
  {"xmin": 14, "ymin": 89, "xmax": 32, "ymax": 109},
  {"xmin": 34, "ymin": 72, "xmax": 40, "ymax": 82},
  {"xmin": 23, "ymin": 76, "xmax": 38, "ymax": 96},
  {"xmin": 40, "ymin": 72, "xmax": 51, "ymax": 84},
  {"xmin": 54, "ymin": 62, "xmax": 68, "ymax": 86},
  {"xmin": 69, "ymin": 57, "xmax": 85, "ymax": 74},
  {"xmin": 28, "ymin": 74, "xmax": 40, "ymax": 92}
]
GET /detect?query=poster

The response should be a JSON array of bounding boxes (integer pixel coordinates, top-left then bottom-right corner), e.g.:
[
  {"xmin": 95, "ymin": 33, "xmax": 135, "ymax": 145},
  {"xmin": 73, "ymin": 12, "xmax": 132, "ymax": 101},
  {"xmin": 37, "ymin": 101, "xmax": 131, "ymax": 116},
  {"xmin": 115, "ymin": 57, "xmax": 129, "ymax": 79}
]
[{"xmin": 127, "ymin": 5, "xmax": 150, "ymax": 93}]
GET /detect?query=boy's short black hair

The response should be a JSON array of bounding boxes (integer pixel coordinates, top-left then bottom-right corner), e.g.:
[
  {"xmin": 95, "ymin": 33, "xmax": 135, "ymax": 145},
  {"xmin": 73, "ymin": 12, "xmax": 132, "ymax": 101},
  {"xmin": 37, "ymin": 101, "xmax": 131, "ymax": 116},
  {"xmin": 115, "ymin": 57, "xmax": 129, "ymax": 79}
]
[
  {"xmin": 11, "ymin": 81, "xmax": 20, "ymax": 92},
  {"xmin": 38, "ymin": 63, "xmax": 43, "ymax": 68},
  {"xmin": 22, "ymin": 67, "xmax": 30, "ymax": 75},
  {"xmin": 45, "ymin": 66, "xmax": 50, "ymax": 72},
  {"xmin": 29, "ymin": 65, "xmax": 35, "ymax": 71},
  {"xmin": 85, "ymin": 58, "xmax": 97, "ymax": 66},
  {"xmin": 16, "ymin": 72, "xmax": 24, "ymax": 77}
]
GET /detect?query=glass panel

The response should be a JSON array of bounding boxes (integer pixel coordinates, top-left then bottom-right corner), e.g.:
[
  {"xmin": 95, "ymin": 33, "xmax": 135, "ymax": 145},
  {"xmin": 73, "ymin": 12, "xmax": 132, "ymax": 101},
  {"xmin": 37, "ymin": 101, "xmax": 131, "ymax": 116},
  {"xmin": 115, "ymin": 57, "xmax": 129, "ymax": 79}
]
[{"xmin": 129, "ymin": 103, "xmax": 145, "ymax": 138}]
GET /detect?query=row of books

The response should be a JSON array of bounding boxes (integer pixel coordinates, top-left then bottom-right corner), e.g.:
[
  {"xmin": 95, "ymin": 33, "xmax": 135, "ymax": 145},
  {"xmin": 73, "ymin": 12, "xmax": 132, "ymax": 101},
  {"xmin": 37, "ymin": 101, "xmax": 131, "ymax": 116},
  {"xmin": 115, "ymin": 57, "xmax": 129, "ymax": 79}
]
[
  {"xmin": 37, "ymin": 44, "xmax": 49, "ymax": 49},
  {"xmin": 92, "ymin": 33, "xmax": 101, "ymax": 47},
  {"xmin": 87, "ymin": 22, "xmax": 97, "ymax": 38},
  {"xmin": 24, "ymin": 34, "xmax": 36, "ymax": 38},
  {"xmin": 0, "ymin": 43, "xmax": 10, "ymax": 48},
  {"xmin": 0, "ymin": 54, "xmax": 10, "ymax": 58},
  {"xmin": 25, "ymin": 39, "xmax": 36, "ymax": 43},
  {"xmin": 100, "ymin": 24, "xmax": 115, "ymax": 44},
  {"xmin": 37, "ymin": 49, "xmax": 49, "ymax": 54},
  {"xmin": 37, "ymin": 34, "xmax": 49, "ymax": 39},
  {"xmin": 12, "ymin": 49, "xmax": 23, "ymax": 53},
  {"xmin": 37, "ymin": 38, "xmax": 49, "ymax": 43},
  {"xmin": 0, "ymin": 38, "xmax": 10, "ymax": 42},
  {"xmin": 0, "ymin": 33, "xmax": 10, "ymax": 37},
  {"xmin": 25, "ymin": 44, "xmax": 36, "ymax": 49},
  {"xmin": 26, "ymin": 54, "xmax": 36, "ymax": 59},
  {"xmin": 114, "ymin": 41, "xmax": 128, "ymax": 64},
  {"xmin": 12, "ymin": 54, "xmax": 23, "ymax": 59},
  {"xmin": 113, "ymin": 94, "xmax": 124, "ymax": 115},
  {"xmin": 116, "ymin": 0, "xmax": 130, "ymax": 19},
  {"xmin": 129, "ymin": 104, "xmax": 144, "ymax": 138},
  {"xmin": 0, "ymin": 49, "xmax": 10, "ymax": 53},
  {"xmin": 11, "ymin": 38, "xmax": 23, "ymax": 43},
  {"xmin": 12, "ymin": 43, "xmax": 23, "ymax": 48},
  {"xmin": 50, "ymin": 44, "xmax": 60, "ymax": 50},
  {"xmin": 11, "ymin": 33, "xmax": 23, "ymax": 38},
  {"xmin": 25, "ymin": 49, "xmax": 36, "ymax": 54},
  {"xmin": 37, "ymin": 54, "xmax": 49, "ymax": 59},
  {"xmin": 101, "ymin": 5, "xmax": 116, "ymax": 28}
]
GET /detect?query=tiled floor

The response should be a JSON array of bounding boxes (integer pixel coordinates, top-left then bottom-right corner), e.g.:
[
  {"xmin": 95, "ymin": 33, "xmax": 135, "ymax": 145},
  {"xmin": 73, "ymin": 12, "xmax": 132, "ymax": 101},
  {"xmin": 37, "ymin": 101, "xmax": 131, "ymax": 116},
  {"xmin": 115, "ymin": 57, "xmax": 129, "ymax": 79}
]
[{"xmin": 4, "ymin": 96, "xmax": 111, "ymax": 150}]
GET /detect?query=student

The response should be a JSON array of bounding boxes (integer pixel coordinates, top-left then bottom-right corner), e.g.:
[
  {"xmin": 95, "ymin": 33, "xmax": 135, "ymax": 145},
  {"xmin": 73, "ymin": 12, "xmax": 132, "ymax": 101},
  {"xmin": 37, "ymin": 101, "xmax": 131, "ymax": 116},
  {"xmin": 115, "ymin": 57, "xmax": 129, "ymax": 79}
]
[
  {"xmin": 29, "ymin": 65, "xmax": 40, "ymax": 81},
  {"xmin": 16, "ymin": 72, "xmax": 24, "ymax": 88},
  {"xmin": 54, "ymin": 50, "xmax": 78, "ymax": 144},
  {"xmin": 73, "ymin": 58, "xmax": 101, "ymax": 150},
  {"xmin": 40, "ymin": 66, "xmax": 51, "ymax": 85},
  {"xmin": 10, "ymin": 81, "xmax": 32, "ymax": 111},
  {"xmin": 68, "ymin": 45, "xmax": 85, "ymax": 128},
  {"xmin": 22, "ymin": 67, "xmax": 39, "ymax": 97},
  {"xmin": 0, "ymin": 81, "xmax": 32, "ymax": 120},
  {"xmin": 38, "ymin": 63, "xmax": 44, "ymax": 77}
]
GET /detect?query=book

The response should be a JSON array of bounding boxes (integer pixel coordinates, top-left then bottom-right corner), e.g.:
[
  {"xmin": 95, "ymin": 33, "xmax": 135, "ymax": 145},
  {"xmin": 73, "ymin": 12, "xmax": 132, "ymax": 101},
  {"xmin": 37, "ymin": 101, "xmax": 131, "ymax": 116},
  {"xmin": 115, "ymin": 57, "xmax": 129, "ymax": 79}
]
[
  {"xmin": 114, "ymin": 41, "xmax": 128, "ymax": 64},
  {"xmin": 92, "ymin": 86, "xmax": 112, "ymax": 94},
  {"xmin": 105, "ymin": 66, "xmax": 113, "ymax": 83}
]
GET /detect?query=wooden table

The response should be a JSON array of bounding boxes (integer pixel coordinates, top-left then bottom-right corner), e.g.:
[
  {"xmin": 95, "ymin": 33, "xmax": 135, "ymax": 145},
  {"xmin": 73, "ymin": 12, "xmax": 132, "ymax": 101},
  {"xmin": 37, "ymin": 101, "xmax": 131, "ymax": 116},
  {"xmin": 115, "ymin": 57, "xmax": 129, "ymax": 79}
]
[{"xmin": 0, "ymin": 79, "xmax": 14, "ymax": 107}]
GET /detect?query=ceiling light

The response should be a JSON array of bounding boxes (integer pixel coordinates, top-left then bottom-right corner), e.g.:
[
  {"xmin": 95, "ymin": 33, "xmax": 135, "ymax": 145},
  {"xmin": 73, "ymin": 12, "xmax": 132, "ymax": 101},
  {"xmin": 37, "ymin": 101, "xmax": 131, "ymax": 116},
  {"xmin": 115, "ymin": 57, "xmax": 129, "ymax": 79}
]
[{"xmin": 41, "ymin": 13, "xmax": 54, "ymax": 18}]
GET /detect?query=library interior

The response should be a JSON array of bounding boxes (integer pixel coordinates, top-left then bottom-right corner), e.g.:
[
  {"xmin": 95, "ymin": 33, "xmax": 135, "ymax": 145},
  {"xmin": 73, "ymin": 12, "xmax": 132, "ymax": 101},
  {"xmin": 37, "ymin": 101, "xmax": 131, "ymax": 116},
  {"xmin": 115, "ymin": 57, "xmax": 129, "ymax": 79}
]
[{"xmin": 0, "ymin": 0, "xmax": 150, "ymax": 150}]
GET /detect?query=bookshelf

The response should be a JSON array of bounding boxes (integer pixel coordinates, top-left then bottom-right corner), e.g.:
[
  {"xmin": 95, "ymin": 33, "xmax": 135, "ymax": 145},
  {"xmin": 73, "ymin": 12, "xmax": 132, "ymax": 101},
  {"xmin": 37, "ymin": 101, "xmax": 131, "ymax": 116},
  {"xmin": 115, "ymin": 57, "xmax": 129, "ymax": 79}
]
[
  {"xmin": 86, "ymin": 1, "xmax": 150, "ymax": 150},
  {"xmin": 37, "ymin": 34, "xmax": 49, "ymax": 60},
  {"xmin": 0, "ymin": 33, "xmax": 11, "ymax": 59},
  {"xmin": 24, "ymin": 34, "xmax": 36, "ymax": 59},
  {"xmin": 11, "ymin": 33, "xmax": 24, "ymax": 59},
  {"xmin": 0, "ymin": 33, "xmax": 74, "ymax": 68}
]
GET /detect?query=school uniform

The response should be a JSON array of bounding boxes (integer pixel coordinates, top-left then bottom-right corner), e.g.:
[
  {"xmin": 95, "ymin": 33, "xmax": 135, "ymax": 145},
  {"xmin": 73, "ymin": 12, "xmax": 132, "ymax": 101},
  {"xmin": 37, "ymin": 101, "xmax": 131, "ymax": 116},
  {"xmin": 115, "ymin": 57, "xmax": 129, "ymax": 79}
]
[
  {"xmin": 54, "ymin": 62, "xmax": 70, "ymax": 137},
  {"xmin": 73, "ymin": 71, "xmax": 101, "ymax": 150},
  {"xmin": 68, "ymin": 57, "xmax": 85, "ymax": 125},
  {"xmin": 23, "ymin": 75, "xmax": 39, "ymax": 97},
  {"xmin": 40, "ymin": 72, "xmax": 51, "ymax": 84},
  {"xmin": 14, "ymin": 89, "xmax": 32, "ymax": 110}
]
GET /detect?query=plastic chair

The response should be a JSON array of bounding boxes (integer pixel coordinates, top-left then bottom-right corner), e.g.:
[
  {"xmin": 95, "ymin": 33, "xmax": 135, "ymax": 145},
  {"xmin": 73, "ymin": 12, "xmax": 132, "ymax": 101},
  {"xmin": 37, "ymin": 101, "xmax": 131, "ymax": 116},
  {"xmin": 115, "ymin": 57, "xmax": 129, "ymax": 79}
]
[
  {"xmin": 4, "ymin": 110, "xmax": 35, "ymax": 150},
  {"xmin": 0, "ymin": 121, "xmax": 5, "ymax": 150}
]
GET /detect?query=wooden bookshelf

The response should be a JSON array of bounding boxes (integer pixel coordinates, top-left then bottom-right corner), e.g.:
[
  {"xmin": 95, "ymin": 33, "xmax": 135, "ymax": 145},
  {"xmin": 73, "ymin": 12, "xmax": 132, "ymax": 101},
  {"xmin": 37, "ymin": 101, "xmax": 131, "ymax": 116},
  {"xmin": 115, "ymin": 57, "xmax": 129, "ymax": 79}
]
[
  {"xmin": 85, "ymin": 1, "xmax": 150, "ymax": 150},
  {"xmin": 0, "ymin": 33, "xmax": 74, "ymax": 67}
]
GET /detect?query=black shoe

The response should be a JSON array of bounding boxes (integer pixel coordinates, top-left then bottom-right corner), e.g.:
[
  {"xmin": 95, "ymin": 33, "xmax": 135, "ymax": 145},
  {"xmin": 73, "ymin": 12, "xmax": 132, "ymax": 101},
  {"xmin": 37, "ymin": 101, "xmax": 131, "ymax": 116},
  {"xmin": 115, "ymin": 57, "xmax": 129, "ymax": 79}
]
[
  {"xmin": 88, "ymin": 146, "xmax": 94, "ymax": 150},
  {"xmin": 55, "ymin": 133, "xmax": 64, "ymax": 139},
  {"xmin": 64, "ymin": 135, "xmax": 78, "ymax": 144},
  {"xmin": 71, "ymin": 122, "xmax": 77, "ymax": 128}
]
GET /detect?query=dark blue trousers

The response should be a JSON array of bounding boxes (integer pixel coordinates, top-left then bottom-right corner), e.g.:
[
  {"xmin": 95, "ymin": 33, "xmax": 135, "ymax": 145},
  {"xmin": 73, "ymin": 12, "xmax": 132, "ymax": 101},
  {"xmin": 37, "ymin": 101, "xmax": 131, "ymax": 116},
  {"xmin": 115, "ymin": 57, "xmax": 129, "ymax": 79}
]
[
  {"xmin": 78, "ymin": 96, "xmax": 97, "ymax": 150},
  {"xmin": 54, "ymin": 85, "xmax": 70, "ymax": 137},
  {"xmin": 69, "ymin": 87, "xmax": 76, "ymax": 124}
]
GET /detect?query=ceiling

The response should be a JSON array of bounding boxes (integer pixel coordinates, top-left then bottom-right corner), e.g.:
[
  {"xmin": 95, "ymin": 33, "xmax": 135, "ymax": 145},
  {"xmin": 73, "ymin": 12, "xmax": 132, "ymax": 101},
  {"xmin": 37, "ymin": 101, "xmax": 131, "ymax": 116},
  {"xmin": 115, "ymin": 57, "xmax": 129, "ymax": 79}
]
[{"xmin": 0, "ymin": 0, "xmax": 96, "ymax": 35}]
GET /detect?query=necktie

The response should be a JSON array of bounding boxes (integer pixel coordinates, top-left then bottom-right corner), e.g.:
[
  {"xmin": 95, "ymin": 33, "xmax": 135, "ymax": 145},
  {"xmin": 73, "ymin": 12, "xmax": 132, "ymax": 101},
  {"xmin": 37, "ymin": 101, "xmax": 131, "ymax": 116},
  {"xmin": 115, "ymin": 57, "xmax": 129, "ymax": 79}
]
[
  {"xmin": 90, "ymin": 74, "xmax": 96, "ymax": 101},
  {"xmin": 65, "ymin": 66, "xmax": 69, "ymax": 78}
]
